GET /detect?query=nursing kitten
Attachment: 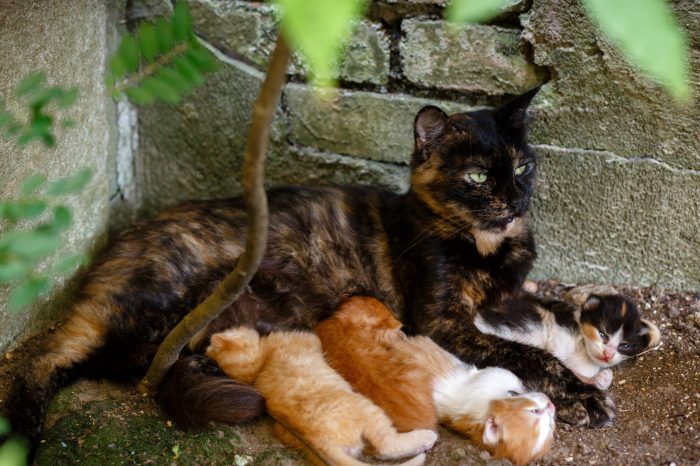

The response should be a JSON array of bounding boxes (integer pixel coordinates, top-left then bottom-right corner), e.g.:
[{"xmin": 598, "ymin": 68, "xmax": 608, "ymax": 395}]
[
  {"xmin": 315, "ymin": 297, "xmax": 555, "ymax": 466},
  {"xmin": 7, "ymin": 88, "xmax": 615, "ymax": 453},
  {"xmin": 205, "ymin": 327, "xmax": 437, "ymax": 466},
  {"xmin": 475, "ymin": 293, "xmax": 661, "ymax": 389}
]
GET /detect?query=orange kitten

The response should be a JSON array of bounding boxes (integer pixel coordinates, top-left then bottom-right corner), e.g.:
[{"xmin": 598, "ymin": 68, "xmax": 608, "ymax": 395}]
[
  {"xmin": 315, "ymin": 297, "xmax": 555, "ymax": 466},
  {"xmin": 206, "ymin": 327, "xmax": 437, "ymax": 466}
]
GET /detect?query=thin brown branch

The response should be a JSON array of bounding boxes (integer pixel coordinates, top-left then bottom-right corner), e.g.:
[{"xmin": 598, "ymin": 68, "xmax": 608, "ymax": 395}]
[
  {"xmin": 111, "ymin": 42, "xmax": 189, "ymax": 95},
  {"xmin": 137, "ymin": 34, "xmax": 292, "ymax": 395}
]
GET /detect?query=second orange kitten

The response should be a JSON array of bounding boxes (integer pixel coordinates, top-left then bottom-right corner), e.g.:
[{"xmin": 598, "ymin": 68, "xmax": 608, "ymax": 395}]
[{"xmin": 315, "ymin": 297, "xmax": 555, "ymax": 466}]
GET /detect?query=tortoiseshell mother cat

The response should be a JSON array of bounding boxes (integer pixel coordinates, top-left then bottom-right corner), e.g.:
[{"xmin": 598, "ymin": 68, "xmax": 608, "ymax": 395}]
[{"xmin": 5, "ymin": 87, "xmax": 615, "ymax": 451}]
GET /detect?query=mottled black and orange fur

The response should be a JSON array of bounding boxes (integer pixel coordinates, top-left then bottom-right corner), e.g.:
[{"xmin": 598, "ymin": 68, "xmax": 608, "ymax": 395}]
[{"xmin": 4, "ymin": 87, "xmax": 614, "ymax": 452}]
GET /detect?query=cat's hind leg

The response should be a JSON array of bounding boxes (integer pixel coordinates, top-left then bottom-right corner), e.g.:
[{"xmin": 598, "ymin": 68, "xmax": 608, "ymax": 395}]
[
  {"xmin": 362, "ymin": 407, "xmax": 437, "ymax": 460},
  {"xmin": 205, "ymin": 327, "xmax": 264, "ymax": 384}
]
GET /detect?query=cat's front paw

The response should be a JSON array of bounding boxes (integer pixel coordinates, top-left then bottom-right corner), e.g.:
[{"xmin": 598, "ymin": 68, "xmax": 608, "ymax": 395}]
[
  {"xmin": 556, "ymin": 390, "xmax": 616, "ymax": 428},
  {"xmin": 592, "ymin": 369, "xmax": 613, "ymax": 390}
]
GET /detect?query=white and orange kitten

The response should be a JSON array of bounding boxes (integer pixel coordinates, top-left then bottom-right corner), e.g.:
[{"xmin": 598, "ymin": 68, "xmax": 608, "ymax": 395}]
[
  {"xmin": 206, "ymin": 326, "xmax": 437, "ymax": 466},
  {"xmin": 315, "ymin": 297, "xmax": 555, "ymax": 466}
]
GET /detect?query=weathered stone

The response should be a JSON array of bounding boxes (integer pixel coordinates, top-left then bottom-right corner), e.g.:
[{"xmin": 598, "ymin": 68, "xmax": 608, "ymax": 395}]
[
  {"xmin": 285, "ymin": 84, "xmax": 473, "ymax": 164},
  {"xmin": 136, "ymin": 49, "xmax": 288, "ymax": 216},
  {"xmin": 189, "ymin": 1, "xmax": 390, "ymax": 85},
  {"xmin": 187, "ymin": 0, "xmax": 278, "ymax": 69},
  {"xmin": 267, "ymin": 146, "xmax": 410, "ymax": 193},
  {"xmin": 530, "ymin": 145, "xmax": 700, "ymax": 290},
  {"xmin": 0, "ymin": 0, "xmax": 116, "ymax": 352},
  {"xmin": 400, "ymin": 19, "xmax": 546, "ymax": 95},
  {"xmin": 523, "ymin": 0, "xmax": 700, "ymax": 170}
]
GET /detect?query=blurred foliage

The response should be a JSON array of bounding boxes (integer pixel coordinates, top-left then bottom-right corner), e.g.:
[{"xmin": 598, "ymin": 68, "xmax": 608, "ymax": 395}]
[
  {"xmin": 273, "ymin": 0, "xmax": 367, "ymax": 87},
  {"xmin": 107, "ymin": 0, "xmax": 219, "ymax": 105},
  {"xmin": 0, "ymin": 419, "xmax": 26, "ymax": 466},
  {"xmin": 582, "ymin": 0, "xmax": 690, "ymax": 101},
  {"xmin": 0, "ymin": 72, "xmax": 78, "ymax": 147},
  {"xmin": 446, "ymin": 0, "xmax": 691, "ymax": 102},
  {"xmin": 0, "ymin": 169, "xmax": 92, "ymax": 312}
]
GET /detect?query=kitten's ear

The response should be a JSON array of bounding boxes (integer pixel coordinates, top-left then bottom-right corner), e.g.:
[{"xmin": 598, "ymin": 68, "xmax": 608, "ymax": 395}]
[
  {"xmin": 495, "ymin": 86, "xmax": 540, "ymax": 131},
  {"xmin": 640, "ymin": 319, "xmax": 661, "ymax": 349},
  {"xmin": 414, "ymin": 106, "xmax": 450, "ymax": 156},
  {"xmin": 483, "ymin": 417, "xmax": 500, "ymax": 446},
  {"xmin": 582, "ymin": 295, "xmax": 602, "ymax": 312}
]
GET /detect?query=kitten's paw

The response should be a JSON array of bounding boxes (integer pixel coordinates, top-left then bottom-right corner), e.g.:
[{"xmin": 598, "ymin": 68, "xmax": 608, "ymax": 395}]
[
  {"xmin": 410, "ymin": 429, "xmax": 438, "ymax": 454},
  {"xmin": 585, "ymin": 392, "xmax": 616, "ymax": 428},
  {"xmin": 556, "ymin": 400, "xmax": 589, "ymax": 426},
  {"xmin": 399, "ymin": 452, "xmax": 427, "ymax": 466},
  {"xmin": 557, "ymin": 390, "xmax": 616, "ymax": 428},
  {"xmin": 593, "ymin": 369, "xmax": 613, "ymax": 390},
  {"xmin": 377, "ymin": 430, "xmax": 437, "ymax": 459}
]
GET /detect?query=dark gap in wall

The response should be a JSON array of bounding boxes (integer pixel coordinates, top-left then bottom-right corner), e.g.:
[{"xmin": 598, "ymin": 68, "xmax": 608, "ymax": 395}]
[{"xmin": 367, "ymin": 1, "xmax": 444, "ymax": 24}]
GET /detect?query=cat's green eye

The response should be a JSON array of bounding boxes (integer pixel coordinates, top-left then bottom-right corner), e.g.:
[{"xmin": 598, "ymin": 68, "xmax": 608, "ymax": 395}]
[
  {"xmin": 469, "ymin": 173, "xmax": 488, "ymax": 183},
  {"xmin": 515, "ymin": 164, "xmax": 527, "ymax": 175}
]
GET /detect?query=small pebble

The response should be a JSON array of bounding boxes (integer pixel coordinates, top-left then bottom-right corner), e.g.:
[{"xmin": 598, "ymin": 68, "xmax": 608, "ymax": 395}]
[
  {"xmin": 479, "ymin": 450, "xmax": 491, "ymax": 460},
  {"xmin": 453, "ymin": 448, "xmax": 467, "ymax": 459}
]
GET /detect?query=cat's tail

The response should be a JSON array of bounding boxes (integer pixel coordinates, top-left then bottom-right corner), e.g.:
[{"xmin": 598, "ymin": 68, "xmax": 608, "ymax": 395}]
[{"xmin": 156, "ymin": 353, "xmax": 266, "ymax": 427}]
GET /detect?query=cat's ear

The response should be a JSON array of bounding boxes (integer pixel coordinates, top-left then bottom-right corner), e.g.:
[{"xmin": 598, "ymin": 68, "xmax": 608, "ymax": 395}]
[
  {"xmin": 483, "ymin": 416, "xmax": 500, "ymax": 446},
  {"xmin": 414, "ymin": 106, "xmax": 450, "ymax": 157},
  {"xmin": 582, "ymin": 295, "xmax": 602, "ymax": 312},
  {"xmin": 495, "ymin": 86, "xmax": 540, "ymax": 132},
  {"xmin": 640, "ymin": 319, "xmax": 661, "ymax": 349}
]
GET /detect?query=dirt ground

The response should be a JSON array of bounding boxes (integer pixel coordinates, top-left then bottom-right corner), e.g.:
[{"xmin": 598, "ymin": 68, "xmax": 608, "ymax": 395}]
[{"xmin": 1, "ymin": 281, "xmax": 699, "ymax": 465}]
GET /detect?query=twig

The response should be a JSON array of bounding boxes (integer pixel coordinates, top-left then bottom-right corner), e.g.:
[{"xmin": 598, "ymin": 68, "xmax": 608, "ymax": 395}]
[
  {"xmin": 137, "ymin": 34, "xmax": 292, "ymax": 395},
  {"xmin": 111, "ymin": 42, "xmax": 189, "ymax": 95}
]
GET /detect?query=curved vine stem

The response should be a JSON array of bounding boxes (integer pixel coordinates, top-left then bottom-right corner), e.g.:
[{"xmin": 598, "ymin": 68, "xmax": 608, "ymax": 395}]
[{"xmin": 137, "ymin": 34, "xmax": 291, "ymax": 396}]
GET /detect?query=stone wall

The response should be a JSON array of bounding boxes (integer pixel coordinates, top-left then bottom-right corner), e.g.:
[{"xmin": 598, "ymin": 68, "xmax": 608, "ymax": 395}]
[
  {"xmin": 134, "ymin": 0, "xmax": 699, "ymax": 291},
  {"xmin": 0, "ymin": 1, "xmax": 120, "ymax": 351}
]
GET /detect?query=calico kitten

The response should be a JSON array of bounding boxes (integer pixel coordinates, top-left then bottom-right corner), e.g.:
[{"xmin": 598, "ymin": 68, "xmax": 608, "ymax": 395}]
[
  {"xmin": 205, "ymin": 327, "xmax": 437, "ymax": 466},
  {"xmin": 315, "ymin": 297, "xmax": 555, "ymax": 466},
  {"xmin": 475, "ymin": 293, "xmax": 661, "ymax": 389},
  {"xmin": 6, "ymin": 87, "xmax": 614, "ymax": 453}
]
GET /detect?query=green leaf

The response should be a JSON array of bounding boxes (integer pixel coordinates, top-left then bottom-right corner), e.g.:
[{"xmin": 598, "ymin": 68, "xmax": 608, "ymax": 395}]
[
  {"xmin": 109, "ymin": 54, "xmax": 128, "ymax": 79},
  {"xmin": 0, "ymin": 262, "xmax": 29, "ymax": 284},
  {"xmin": 142, "ymin": 76, "xmax": 181, "ymax": 104},
  {"xmin": 138, "ymin": 22, "xmax": 159, "ymax": 62},
  {"xmin": 20, "ymin": 174, "xmax": 47, "ymax": 195},
  {"xmin": 582, "ymin": 0, "xmax": 690, "ymax": 101},
  {"xmin": 0, "ymin": 436, "xmax": 27, "ymax": 466},
  {"xmin": 125, "ymin": 86, "xmax": 155, "ymax": 105},
  {"xmin": 46, "ymin": 169, "xmax": 92, "ymax": 196},
  {"xmin": 274, "ymin": 0, "xmax": 365, "ymax": 86},
  {"xmin": 171, "ymin": 0, "xmax": 193, "ymax": 42},
  {"xmin": 157, "ymin": 67, "xmax": 192, "ymax": 94},
  {"xmin": 0, "ymin": 417, "xmax": 10, "ymax": 436},
  {"xmin": 0, "ymin": 200, "xmax": 48, "ymax": 221},
  {"xmin": 52, "ymin": 206, "xmax": 71, "ymax": 231},
  {"xmin": 156, "ymin": 17, "xmax": 175, "ymax": 54},
  {"xmin": 52, "ymin": 254, "xmax": 87, "ymax": 275},
  {"xmin": 16, "ymin": 71, "xmax": 46, "ymax": 97},
  {"xmin": 9, "ymin": 276, "xmax": 51, "ymax": 311},
  {"xmin": 185, "ymin": 47, "xmax": 219, "ymax": 72},
  {"xmin": 5, "ymin": 230, "xmax": 60, "ymax": 260},
  {"xmin": 174, "ymin": 56, "xmax": 204, "ymax": 86},
  {"xmin": 57, "ymin": 87, "xmax": 79, "ymax": 108},
  {"xmin": 29, "ymin": 87, "xmax": 63, "ymax": 109},
  {"xmin": 118, "ymin": 35, "xmax": 140, "ymax": 73},
  {"xmin": 446, "ymin": 0, "xmax": 511, "ymax": 23}
]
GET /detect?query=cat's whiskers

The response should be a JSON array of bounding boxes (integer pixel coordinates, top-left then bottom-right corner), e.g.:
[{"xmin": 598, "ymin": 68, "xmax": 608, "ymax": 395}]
[{"xmin": 393, "ymin": 214, "xmax": 464, "ymax": 265}]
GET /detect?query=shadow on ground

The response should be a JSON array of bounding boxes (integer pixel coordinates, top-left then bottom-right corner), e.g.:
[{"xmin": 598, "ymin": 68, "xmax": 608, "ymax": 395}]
[{"xmin": 2, "ymin": 282, "xmax": 699, "ymax": 465}]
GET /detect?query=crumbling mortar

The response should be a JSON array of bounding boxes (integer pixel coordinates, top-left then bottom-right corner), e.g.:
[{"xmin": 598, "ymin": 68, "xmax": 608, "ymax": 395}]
[{"xmin": 533, "ymin": 144, "xmax": 700, "ymax": 177}]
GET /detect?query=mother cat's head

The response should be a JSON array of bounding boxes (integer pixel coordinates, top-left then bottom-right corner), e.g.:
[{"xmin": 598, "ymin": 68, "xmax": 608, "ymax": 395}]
[{"xmin": 410, "ymin": 87, "xmax": 540, "ymax": 238}]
